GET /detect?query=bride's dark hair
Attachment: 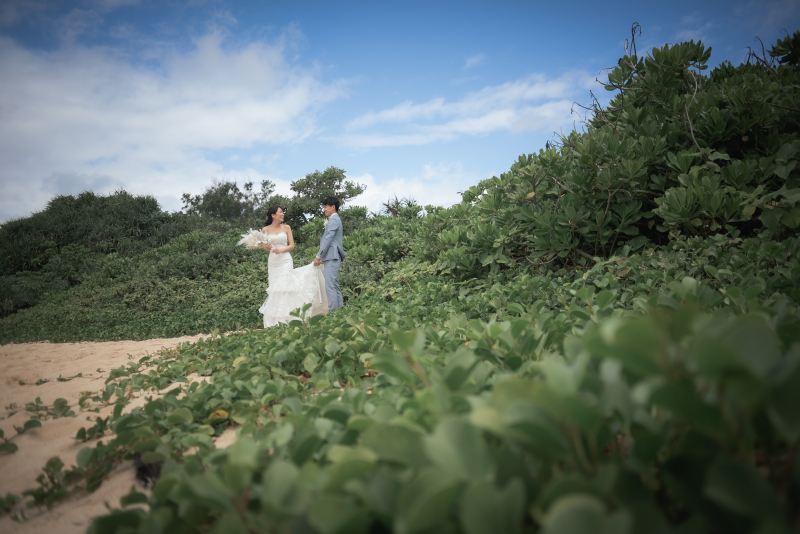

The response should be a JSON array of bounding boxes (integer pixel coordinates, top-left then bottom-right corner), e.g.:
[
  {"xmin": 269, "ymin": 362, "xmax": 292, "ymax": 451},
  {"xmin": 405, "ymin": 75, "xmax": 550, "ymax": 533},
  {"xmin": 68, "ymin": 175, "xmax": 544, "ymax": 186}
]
[{"xmin": 265, "ymin": 205, "xmax": 282, "ymax": 226}]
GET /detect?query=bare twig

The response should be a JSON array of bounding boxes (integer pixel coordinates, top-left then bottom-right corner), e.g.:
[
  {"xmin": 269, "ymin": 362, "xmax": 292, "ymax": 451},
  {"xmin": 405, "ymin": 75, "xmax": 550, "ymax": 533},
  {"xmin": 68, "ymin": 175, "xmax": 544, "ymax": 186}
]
[
  {"xmin": 549, "ymin": 175, "xmax": 575, "ymax": 194},
  {"xmin": 594, "ymin": 184, "xmax": 624, "ymax": 256},
  {"xmin": 574, "ymin": 249, "xmax": 598, "ymax": 262},
  {"xmin": 683, "ymin": 106, "xmax": 705, "ymax": 155},
  {"xmin": 750, "ymin": 100, "xmax": 800, "ymax": 113}
]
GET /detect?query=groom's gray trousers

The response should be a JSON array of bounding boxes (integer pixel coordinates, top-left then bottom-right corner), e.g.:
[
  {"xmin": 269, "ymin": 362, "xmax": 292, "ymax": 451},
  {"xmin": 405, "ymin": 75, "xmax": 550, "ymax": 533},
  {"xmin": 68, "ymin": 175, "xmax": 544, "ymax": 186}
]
[{"xmin": 323, "ymin": 259, "xmax": 343, "ymax": 312}]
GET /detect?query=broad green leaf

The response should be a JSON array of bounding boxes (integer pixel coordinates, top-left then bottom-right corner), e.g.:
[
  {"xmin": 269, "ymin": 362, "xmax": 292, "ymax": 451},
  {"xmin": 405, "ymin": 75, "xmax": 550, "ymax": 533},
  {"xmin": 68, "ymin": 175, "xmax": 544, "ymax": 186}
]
[
  {"xmin": 391, "ymin": 329, "xmax": 425, "ymax": 356},
  {"xmin": 585, "ymin": 318, "xmax": 662, "ymax": 376},
  {"xmin": 87, "ymin": 510, "xmax": 144, "ymax": 534},
  {"xmin": 291, "ymin": 427, "xmax": 322, "ymax": 465},
  {"xmin": 23, "ymin": 419, "xmax": 42, "ymax": 431},
  {"xmin": 649, "ymin": 382, "xmax": 726, "ymax": 435},
  {"xmin": 369, "ymin": 352, "xmax": 417, "ymax": 383},
  {"xmin": 120, "ymin": 485, "xmax": 149, "ymax": 507},
  {"xmin": 781, "ymin": 206, "xmax": 800, "ymax": 229},
  {"xmin": 690, "ymin": 315, "xmax": 781, "ymax": 381},
  {"xmin": 325, "ymin": 446, "xmax": 377, "ymax": 490},
  {"xmin": 76, "ymin": 447, "xmax": 94, "ymax": 468},
  {"xmin": 424, "ymin": 418, "xmax": 492, "ymax": 481},
  {"xmin": 166, "ymin": 407, "xmax": 193, "ymax": 425},
  {"xmin": 575, "ymin": 287, "xmax": 595, "ymax": 302},
  {"xmin": 744, "ymin": 284, "xmax": 764, "ymax": 300},
  {"xmin": 704, "ymin": 458, "xmax": 782, "ymax": 519},
  {"xmin": 205, "ymin": 410, "xmax": 229, "ymax": 425},
  {"xmin": 265, "ymin": 423, "xmax": 294, "ymax": 448},
  {"xmin": 394, "ymin": 468, "xmax": 461, "ymax": 534},
  {"xmin": 209, "ymin": 511, "xmax": 247, "ymax": 534},
  {"xmin": 258, "ymin": 460, "xmax": 300, "ymax": 519},
  {"xmin": 595, "ymin": 290, "xmax": 615, "ymax": 310},
  {"xmin": 767, "ymin": 364, "xmax": 800, "ymax": 441},
  {"xmin": 507, "ymin": 302, "xmax": 526, "ymax": 315},
  {"xmin": 361, "ymin": 423, "xmax": 428, "ymax": 468},
  {"xmin": 346, "ymin": 415, "xmax": 374, "ymax": 432},
  {"xmin": 303, "ymin": 353, "xmax": 320, "ymax": 373},
  {"xmin": 140, "ymin": 451, "xmax": 166, "ymax": 464},
  {"xmin": 227, "ymin": 436, "xmax": 258, "ymax": 468},
  {"xmin": 460, "ymin": 479, "xmax": 525, "ymax": 534},
  {"xmin": 186, "ymin": 472, "xmax": 235, "ymax": 512},
  {"xmin": 0, "ymin": 442, "xmax": 18, "ymax": 454},
  {"xmin": 536, "ymin": 474, "xmax": 606, "ymax": 513},
  {"xmin": 307, "ymin": 494, "xmax": 371, "ymax": 534},
  {"xmin": 541, "ymin": 494, "xmax": 632, "ymax": 534},
  {"xmin": 443, "ymin": 349, "xmax": 478, "ymax": 391}
]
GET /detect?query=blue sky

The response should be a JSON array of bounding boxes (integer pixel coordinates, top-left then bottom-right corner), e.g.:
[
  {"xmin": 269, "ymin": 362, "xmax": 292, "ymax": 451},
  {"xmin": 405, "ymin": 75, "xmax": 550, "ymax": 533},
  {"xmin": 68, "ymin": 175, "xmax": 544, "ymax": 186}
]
[{"xmin": 1, "ymin": 0, "xmax": 798, "ymax": 222}]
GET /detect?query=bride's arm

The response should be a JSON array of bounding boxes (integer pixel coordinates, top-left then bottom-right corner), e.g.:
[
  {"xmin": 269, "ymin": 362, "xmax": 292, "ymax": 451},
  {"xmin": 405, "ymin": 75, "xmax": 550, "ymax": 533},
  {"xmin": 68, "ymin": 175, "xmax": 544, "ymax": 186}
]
[{"xmin": 274, "ymin": 225, "xmax": 295, "ymax": 254}]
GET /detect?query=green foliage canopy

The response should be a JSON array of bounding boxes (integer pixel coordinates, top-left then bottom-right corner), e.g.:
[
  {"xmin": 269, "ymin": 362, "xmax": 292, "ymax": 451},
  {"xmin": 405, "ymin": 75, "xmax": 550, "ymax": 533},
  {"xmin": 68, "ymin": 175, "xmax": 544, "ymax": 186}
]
[
  {"xmin": 181, "ymin": 179, "xmax": 276, "ymax": 223},
  {"xmin": 274, "ymin": 166, "xmax": 366, "ymax": 229}
]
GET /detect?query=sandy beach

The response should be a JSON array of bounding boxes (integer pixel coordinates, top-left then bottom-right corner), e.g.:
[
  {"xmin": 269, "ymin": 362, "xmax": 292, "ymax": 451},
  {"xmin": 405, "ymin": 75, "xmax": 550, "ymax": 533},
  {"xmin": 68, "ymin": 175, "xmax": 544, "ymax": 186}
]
[{"xmin": 0, "ymin": 335, "xmax": 229, "ymax": 534}]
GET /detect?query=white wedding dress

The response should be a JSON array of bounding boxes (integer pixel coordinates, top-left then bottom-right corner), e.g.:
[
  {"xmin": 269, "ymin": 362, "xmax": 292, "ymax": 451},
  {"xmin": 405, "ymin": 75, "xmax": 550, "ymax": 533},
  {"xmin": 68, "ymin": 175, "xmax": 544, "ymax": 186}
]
[{"xmin": 258, "ymin": 232, "xmax": 328, "ymax": 328}]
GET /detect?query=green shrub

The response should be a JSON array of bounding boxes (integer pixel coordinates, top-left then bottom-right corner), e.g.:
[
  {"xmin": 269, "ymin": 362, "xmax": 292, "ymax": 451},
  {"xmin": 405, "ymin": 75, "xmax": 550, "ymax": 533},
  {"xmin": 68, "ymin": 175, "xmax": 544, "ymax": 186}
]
[{"xmin": 420, "ymin": 35, "xmax": 800, "ymax": 281}]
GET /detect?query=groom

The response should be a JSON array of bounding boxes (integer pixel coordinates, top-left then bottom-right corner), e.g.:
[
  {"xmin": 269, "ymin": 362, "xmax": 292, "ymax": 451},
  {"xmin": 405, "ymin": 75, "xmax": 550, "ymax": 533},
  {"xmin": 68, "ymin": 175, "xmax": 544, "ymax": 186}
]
[{"xmin": 314, "ymin": 196, "xmax": 346, "ymax": 311}]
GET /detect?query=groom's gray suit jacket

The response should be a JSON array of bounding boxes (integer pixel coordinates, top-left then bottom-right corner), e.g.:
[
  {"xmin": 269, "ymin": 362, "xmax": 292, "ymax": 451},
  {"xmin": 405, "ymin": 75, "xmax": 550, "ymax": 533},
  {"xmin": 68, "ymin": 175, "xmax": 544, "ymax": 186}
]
[{"xmin": 317, "ymin": 213, "xmax": 347, "ymax": 262}]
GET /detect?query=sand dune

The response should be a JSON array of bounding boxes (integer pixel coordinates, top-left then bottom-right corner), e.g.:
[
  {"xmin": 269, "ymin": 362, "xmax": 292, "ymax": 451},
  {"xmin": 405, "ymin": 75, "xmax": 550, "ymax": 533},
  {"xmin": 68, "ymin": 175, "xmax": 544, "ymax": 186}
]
[{"xmin": 0, "ymin": 335, "xmax": 216, "ymax": 534}]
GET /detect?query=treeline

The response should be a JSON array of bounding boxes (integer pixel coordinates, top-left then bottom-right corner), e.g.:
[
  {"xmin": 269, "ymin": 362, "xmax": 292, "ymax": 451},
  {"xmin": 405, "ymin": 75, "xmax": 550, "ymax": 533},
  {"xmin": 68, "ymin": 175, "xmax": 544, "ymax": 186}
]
[{"xmin": 0, "ymin": 167, "xmax": 366, "ymax": 318}]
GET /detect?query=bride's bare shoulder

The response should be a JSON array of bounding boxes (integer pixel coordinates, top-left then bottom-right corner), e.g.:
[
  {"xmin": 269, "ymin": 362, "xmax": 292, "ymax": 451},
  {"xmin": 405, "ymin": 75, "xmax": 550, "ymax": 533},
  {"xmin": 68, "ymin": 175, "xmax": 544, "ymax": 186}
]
[{"xmin": 281, "ymin": 224, "xmax": 292, "ymax": 232}]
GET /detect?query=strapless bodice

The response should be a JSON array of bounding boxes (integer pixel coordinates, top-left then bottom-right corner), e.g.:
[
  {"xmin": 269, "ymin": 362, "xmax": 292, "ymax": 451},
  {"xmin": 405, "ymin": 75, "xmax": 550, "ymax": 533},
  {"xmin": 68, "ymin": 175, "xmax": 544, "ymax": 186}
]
[{"xmin": 264, "ymin": 231, "xmax": 288, "ymax": 246}]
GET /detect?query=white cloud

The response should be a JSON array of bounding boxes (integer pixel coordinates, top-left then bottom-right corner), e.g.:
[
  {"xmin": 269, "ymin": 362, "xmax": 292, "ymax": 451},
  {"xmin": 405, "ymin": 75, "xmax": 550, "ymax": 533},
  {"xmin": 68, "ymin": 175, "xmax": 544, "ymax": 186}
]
[
  {"xmin": 0, "ymin": 30, "xmax": 346, "ymax": 221},
  {"xmin": 347, "ymin": 162, "xmax": 479, "ymax": 214},
  {"xmin": 0, "ymin": 0, "xmax": 47, "ymax": 27},
  {"xmin": 674, "ymin": 15, "xmax": 715, "ymax": 44},
  {"xmin": 339, "ymin": 72, "xmax": 591, "ymax": 147},
  {"xmin": 464, "ymin": 53, "xmax": 485, "ymax": 69},
  {"xmin": 450, "ymin": 75, "xmax": 480, "ymax": 86},
  {"xmin": 735, "ymin": 0, "xmax": 800, "ymax": 33}
]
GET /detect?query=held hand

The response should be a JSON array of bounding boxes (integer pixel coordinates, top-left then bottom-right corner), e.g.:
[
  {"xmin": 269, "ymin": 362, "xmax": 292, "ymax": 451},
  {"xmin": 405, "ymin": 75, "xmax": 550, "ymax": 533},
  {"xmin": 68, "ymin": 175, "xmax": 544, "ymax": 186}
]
[
  {"xmin": 313, "ymin": 257, "xmax": 321, "ymax": 266},
  {"xmin": 271, "ymin": 247, "xmax": 282, "ymax": 254}
]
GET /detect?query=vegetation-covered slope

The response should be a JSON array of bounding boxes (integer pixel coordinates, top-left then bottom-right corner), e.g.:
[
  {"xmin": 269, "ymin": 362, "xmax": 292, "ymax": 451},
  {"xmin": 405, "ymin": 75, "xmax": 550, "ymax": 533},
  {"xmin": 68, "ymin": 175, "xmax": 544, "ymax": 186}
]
[{"xmin": 2, "ymin": 31, "xmax": 800, "ymax": 534}]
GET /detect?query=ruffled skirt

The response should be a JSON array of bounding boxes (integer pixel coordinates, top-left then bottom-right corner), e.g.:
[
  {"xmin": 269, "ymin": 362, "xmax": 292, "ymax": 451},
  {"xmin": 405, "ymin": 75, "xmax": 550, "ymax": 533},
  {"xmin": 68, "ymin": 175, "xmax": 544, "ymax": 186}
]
[{"xmin": 258, "ymin": 252, "xmax": 328, "ymax": 328}]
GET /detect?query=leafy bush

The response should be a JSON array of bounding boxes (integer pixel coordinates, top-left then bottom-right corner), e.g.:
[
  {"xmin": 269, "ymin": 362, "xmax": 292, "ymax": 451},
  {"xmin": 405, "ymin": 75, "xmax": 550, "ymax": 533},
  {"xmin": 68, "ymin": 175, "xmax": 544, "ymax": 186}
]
[
  {"xmin": 274, "ymin": 167, "xmax": 366, "ymax": 229},
  {"xmin": 421, "ymin": 33, "xmax": 800, "ymax": 281},
  {"xmin": 0, "ymin": 190, "xmax": 199, "ymax": 276},
  {"xmin": 12, "ymin": 238, "xmax": 795, "ymax": 532},
  {"xmin": 181, "ymin": 178, "xmax": 275, "ymax": 223},
  {"xmin": 293, "ymin": 205, "xmax": 373, "ymax": 246},
  {"xmin": 0, "ymin": 271, "xmax": 69, "ymax": 317},
  {"xmin": 0, "ymin": 191, "xmax": 237, "ymax": 314}
]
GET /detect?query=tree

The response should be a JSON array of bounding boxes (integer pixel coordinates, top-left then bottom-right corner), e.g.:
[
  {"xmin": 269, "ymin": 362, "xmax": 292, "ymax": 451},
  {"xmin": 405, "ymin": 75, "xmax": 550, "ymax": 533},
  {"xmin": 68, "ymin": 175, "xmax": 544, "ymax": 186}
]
[
  {"xmin": 279, "ymin": 167, "xmax": 365, "ymax": 228},
  {"xmin": 181, "ymin": 179, "xmax": 275, "ymax": 222},
  {"xmin": 182, "ymin": 167, "xmax": 364, "ymax": 229},
  {"xmin": 380, "ymin": 196, "xmax": 419, "ymax": 218}
]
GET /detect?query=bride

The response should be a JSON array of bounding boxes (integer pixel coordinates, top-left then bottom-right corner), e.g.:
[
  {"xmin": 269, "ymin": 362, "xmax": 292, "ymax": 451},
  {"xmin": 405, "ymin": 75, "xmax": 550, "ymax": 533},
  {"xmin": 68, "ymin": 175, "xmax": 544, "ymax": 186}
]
[{"xmin": 257, "ymin": 206, "xmax": 328, "ymax": 328}]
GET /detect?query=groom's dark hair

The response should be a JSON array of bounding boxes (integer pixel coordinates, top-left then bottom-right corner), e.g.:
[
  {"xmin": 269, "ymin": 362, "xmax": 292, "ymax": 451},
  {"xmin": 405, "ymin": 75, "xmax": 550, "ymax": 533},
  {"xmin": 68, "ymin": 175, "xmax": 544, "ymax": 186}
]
[{"xmin": 322, "ymin": 196, "xmax": 340, "ymax": 212}]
